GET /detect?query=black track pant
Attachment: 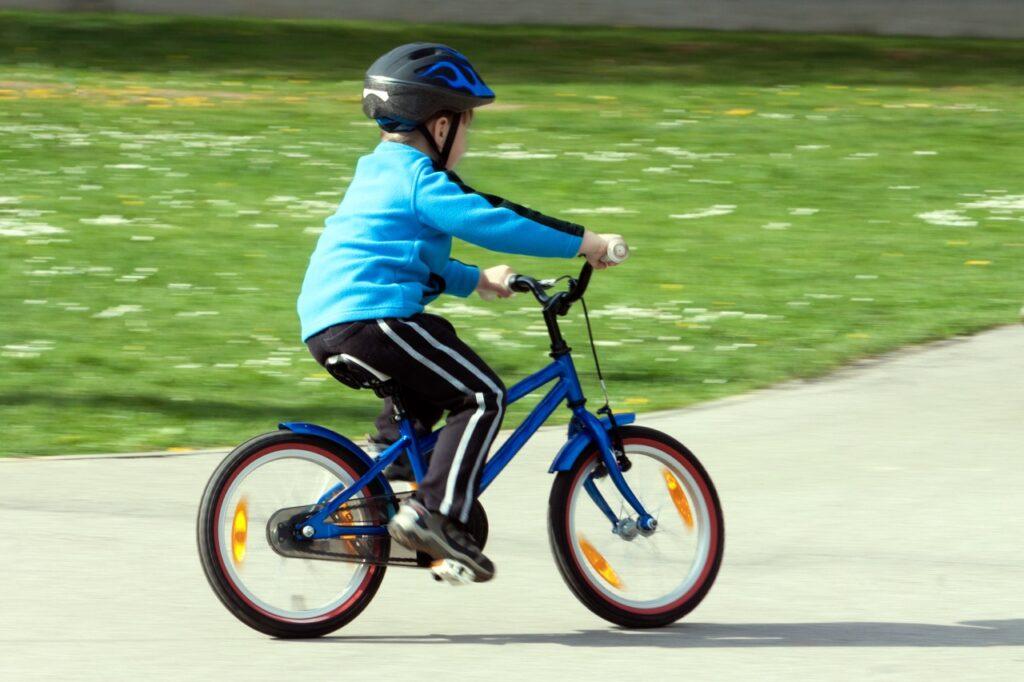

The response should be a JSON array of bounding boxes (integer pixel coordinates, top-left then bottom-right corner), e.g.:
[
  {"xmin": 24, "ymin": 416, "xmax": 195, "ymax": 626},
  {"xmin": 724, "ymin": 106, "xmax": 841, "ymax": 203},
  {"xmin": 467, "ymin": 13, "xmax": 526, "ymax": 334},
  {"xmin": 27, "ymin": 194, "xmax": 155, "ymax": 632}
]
[{"xmin": 306, "ymin": 313, "xmax": 506, "ymax": 524}]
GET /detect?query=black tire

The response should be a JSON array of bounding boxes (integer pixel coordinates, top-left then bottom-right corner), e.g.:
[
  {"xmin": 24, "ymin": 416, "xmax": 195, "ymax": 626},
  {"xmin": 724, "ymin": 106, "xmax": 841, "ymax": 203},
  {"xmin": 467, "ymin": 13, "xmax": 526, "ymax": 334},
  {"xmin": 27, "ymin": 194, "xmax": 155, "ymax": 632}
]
[
  {"xmin": 197, "ymin": 431, "xmax": 390, "ymax": 638},
  {"xmin": 547, "ymin": 425, "xmax": 724, "ymax": 628}
]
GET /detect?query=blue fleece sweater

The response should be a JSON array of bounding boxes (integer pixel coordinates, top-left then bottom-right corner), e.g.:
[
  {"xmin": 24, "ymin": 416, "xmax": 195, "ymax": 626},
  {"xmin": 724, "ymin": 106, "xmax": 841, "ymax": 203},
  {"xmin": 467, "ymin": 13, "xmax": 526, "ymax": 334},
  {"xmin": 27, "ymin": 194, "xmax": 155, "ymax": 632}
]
[{"xmin": 297, "ymin": 141, "xmax": 585, "ymax": 340}]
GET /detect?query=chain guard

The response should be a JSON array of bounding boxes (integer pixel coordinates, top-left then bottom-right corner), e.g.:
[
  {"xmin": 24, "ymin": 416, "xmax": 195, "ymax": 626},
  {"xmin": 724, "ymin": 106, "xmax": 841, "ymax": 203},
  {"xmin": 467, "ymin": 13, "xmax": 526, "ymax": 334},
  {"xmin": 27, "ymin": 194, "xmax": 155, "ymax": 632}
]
[{"xmin": 265, "ymin": 493, "xmax": 489, "ymax": 568}]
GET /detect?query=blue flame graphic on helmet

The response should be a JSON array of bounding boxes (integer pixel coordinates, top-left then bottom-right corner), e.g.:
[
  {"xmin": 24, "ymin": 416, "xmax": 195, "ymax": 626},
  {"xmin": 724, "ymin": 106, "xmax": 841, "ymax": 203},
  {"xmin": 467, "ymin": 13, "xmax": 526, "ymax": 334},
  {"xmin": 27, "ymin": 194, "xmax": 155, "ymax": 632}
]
[{"xmin": 415, "ymin": 59, "xmax": 495, "ymax": 98}]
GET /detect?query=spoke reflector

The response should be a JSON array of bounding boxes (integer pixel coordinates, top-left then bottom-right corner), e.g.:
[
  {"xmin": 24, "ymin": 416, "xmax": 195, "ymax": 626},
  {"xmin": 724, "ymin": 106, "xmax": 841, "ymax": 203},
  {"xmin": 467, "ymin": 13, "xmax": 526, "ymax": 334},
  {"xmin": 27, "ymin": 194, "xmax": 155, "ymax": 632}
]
[
  {"xmin": 336, "ymin": 504, "xmax": 357, "ymax": 542},
  {"xmin": 231, "ymin": 498, "xmax": 248, "ymax": 566},
  {"xmin": 578, "ymin": 534, "xmax": 623, "ymax": 589},
  {"xmin": 662, "ymin": 468, "xmax": 694, "ymax": 529}
]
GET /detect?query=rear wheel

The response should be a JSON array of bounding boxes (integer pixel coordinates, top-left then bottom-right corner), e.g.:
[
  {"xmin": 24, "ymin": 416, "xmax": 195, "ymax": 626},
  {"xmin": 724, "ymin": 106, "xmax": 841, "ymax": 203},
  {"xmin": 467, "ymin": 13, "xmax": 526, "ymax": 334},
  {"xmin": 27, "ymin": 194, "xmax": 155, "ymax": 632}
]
[
  {"xmin": 197, "ymin": 431, "xmax": 389, "ymax": 638},
  {"xmin": 548, "ymin": 426, "xmax": 724, "ymax": 628}
]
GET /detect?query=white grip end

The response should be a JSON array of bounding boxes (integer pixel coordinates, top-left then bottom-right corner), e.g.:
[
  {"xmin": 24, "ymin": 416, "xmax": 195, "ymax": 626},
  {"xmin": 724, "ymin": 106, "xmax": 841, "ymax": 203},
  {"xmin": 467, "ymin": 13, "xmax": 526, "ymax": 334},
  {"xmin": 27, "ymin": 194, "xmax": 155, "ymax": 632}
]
[{"xmin": 602, "ymin": 238, "xmax": 630, "ymax": 264}]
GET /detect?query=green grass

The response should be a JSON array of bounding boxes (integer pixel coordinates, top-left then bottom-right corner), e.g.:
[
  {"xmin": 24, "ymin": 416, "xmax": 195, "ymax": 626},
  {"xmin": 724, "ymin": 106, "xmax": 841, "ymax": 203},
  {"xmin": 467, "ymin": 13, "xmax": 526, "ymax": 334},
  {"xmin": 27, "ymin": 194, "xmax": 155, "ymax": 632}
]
[{"xmin": 1, "ymin": 12, "xmax": 1023, "ymax": 456}]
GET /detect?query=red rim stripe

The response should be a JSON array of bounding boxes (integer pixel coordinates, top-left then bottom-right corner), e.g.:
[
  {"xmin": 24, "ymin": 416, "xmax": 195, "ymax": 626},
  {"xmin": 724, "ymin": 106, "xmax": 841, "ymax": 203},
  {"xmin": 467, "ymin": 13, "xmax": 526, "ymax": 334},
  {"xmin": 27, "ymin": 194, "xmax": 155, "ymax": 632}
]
[
  {"xmin": 565, "ymin": 438, "xmax": 720, "ymax": 615},
  {"xmin": 211, "ymin": 442, "xmax": 381, "ymax": 624}
]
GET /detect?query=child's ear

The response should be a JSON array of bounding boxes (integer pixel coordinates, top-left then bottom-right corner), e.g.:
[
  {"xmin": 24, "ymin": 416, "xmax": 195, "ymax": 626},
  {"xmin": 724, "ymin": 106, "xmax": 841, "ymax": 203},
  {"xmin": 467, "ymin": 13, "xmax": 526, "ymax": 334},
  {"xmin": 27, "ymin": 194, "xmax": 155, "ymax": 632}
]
[{"xmin": 429, "ymin": 114, "xmax": 448, "ymax": 143}]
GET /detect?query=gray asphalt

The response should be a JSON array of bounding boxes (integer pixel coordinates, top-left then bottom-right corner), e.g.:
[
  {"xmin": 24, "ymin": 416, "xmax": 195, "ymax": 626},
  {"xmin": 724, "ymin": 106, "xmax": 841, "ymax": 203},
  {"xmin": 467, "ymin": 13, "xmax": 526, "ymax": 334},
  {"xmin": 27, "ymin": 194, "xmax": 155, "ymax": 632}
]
[{"xmin": 2, "ymin": 326, "xmax": 1023, "ymax": 680}]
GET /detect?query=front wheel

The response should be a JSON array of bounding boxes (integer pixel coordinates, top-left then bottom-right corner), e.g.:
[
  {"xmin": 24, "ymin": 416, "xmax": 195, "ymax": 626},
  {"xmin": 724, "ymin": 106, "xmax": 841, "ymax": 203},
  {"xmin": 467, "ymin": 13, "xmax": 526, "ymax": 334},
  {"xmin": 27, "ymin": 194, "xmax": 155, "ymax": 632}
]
[
  {"xmin": 548, "ymin": 426, "xmax": 724, "ymax": 628},
  {"xmin": 197, "ymin": 431, "xmax": 389, "ymax": 638}
]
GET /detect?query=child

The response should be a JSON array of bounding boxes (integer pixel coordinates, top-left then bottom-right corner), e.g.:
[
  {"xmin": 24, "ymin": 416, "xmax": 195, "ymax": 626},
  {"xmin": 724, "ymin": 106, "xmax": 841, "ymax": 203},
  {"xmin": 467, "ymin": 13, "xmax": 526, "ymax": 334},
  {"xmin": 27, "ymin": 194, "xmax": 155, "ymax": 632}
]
[{"xmin": 298, "ymin": 43, "xmax": 620, "ymax": 582}]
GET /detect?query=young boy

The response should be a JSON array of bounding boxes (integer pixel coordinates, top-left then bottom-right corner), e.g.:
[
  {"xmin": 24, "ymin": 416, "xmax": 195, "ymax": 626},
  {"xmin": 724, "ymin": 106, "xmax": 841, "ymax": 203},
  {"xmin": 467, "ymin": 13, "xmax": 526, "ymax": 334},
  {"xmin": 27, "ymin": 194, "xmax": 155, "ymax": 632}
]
[{"xmin": 298, "ymin": 43, "xmax": 618, "ymax": 583}]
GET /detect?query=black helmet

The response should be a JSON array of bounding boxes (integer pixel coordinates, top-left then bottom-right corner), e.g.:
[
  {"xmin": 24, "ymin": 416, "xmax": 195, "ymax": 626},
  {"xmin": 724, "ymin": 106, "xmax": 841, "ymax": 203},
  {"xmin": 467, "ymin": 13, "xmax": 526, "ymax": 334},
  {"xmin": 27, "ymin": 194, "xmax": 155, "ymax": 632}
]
[
  {"xmin": 362, "ymin": 43, "xmax": 495, "ymax": 166},
  {"xmin": 362, "ymin": 42, "xmax": 495, "ymax": 132}
]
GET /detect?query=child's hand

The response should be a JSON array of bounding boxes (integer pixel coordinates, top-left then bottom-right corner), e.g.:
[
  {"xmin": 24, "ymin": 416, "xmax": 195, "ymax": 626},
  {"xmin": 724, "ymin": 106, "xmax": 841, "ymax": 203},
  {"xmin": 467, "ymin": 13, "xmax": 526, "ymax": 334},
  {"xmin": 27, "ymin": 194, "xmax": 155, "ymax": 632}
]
[
  {"xmin": 578, "ymin": 231, "xmax": 624, "ymax": 269},
  {"xmin": 477, "ymin": 264, "xmax": 516, "ymax": 300}
]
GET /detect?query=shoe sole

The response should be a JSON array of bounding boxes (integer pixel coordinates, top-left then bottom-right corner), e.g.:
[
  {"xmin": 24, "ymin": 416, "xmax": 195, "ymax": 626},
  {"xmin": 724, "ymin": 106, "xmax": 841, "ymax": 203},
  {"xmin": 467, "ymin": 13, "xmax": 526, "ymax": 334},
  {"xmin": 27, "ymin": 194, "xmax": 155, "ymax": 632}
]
[{"xmin": 430, "ymin": 559, "xmax": 475, "ymax": 586}]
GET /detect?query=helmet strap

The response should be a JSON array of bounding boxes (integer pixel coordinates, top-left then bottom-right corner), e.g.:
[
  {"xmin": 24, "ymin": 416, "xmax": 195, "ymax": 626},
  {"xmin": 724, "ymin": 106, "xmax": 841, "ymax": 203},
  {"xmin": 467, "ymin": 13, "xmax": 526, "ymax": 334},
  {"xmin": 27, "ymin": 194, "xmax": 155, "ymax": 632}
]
[
  {"xmin": 417, "ymin": 112, "xmax": 461, "ymax": 169},
  {"xmin": 416, "ymin": 122, "xmax": 440, "ymax": 157}
]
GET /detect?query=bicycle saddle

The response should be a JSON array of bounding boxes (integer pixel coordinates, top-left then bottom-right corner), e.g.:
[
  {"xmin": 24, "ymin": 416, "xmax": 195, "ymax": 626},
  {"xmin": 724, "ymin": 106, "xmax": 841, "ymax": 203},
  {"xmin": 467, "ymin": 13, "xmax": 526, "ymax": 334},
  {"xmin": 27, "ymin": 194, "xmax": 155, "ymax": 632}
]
[{"xmin": 324, "ymin": 353, "xmax": 395, "ymax": 398}]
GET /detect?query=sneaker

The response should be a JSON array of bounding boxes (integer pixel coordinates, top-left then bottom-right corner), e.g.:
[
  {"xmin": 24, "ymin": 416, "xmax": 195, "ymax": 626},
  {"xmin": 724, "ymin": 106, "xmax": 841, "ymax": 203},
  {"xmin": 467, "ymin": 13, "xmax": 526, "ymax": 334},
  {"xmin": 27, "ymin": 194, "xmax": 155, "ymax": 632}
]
[{"xmin": 387, "ymin": 498, "xmax": 495, "ymax": 583}]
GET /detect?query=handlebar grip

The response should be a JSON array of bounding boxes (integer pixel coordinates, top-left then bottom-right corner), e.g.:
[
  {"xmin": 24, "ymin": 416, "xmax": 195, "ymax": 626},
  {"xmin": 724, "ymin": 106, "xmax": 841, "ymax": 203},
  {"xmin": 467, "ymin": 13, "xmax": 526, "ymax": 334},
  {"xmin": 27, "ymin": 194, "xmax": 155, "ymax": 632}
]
[
  {"xmin": 480, "ymin": 274, "xmax": 525, "ymax": 300},
  {"xmin": 602, "ymin": 238, "xmax": 630, "ymax": 264},
  {"xmin": 507, "ymin": 274, "xmax": 532, "ymax": 293}
]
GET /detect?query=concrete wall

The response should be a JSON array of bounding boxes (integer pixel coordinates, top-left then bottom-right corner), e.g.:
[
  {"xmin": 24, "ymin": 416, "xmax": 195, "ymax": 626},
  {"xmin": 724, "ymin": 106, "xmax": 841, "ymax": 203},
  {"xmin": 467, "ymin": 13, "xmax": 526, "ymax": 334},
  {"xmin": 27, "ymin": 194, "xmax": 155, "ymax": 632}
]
[{"xmin": 2, "ymin": 1, "xmax": 1023, "ymax": 39}]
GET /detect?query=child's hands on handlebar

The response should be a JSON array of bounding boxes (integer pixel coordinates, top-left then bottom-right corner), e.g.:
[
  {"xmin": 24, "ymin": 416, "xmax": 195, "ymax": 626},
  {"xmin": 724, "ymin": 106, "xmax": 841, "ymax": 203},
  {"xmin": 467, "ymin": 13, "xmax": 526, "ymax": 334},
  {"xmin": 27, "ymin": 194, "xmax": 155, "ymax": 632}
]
[
  {"xmin": 476, "ymin": 264, "xmax": 516, "ymax": 299},
  {"xmin": 578, "ymin": 230, "xmax": 626, "ymax": 270},
  {"xmin": 477, "ymin": 233, "xmax": 628, "ymax": 300}
]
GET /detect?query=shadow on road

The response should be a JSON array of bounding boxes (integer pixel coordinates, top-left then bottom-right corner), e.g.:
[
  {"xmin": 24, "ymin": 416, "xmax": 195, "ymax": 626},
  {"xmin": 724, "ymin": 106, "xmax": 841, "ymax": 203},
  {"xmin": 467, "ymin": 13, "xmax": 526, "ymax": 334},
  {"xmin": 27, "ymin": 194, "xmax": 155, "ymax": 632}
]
[{"xmin": 310, "ymin": 619, "xmax": 1024, "ymax": 648}]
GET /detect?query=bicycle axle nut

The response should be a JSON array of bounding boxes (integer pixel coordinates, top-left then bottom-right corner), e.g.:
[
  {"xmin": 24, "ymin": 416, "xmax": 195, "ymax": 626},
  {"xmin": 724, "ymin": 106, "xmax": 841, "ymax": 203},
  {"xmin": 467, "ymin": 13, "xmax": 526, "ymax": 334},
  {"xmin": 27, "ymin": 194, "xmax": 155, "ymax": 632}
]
[{"xmin": 637, "ymin": 516, "xmax": 658, "ymax": 534}]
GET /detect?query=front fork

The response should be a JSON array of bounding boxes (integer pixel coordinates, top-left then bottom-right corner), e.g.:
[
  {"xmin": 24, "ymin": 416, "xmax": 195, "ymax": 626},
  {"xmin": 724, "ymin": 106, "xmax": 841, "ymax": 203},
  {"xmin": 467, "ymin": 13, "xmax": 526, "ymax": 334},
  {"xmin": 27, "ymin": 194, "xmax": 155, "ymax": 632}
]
[{"xmin": 575, "ymin": 410, "xmax": 657, "ymax": 536}]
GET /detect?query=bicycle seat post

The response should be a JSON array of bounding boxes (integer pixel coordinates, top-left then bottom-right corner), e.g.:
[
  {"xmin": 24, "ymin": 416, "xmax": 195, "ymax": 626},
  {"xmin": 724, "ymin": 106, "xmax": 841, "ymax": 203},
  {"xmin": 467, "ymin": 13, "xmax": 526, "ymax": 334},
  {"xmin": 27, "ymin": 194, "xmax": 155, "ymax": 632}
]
[{"xmin": 389, "ymin": 389, "xmax": 408, "ymax": 423}]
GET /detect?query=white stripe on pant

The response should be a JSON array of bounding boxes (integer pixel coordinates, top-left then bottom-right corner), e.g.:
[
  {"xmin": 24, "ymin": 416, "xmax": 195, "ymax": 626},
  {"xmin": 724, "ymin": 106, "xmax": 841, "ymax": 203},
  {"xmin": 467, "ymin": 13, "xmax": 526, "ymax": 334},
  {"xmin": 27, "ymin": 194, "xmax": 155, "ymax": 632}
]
[
  {"xmin": 403, "ymin": 320, "xmax": 506, "ymax": 521},
  {"xmin": 377, "ymin": 319, "xmax": 505, "ymax": 522}
]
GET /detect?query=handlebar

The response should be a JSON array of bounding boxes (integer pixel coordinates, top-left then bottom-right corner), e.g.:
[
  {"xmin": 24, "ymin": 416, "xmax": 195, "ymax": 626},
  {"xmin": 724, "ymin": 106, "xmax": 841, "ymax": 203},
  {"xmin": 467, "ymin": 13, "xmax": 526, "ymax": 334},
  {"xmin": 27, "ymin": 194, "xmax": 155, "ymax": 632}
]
[
  {"xmin": 508, "ymin": 260, "xmax": 594, "ymax": 313},
  {"xmin": 507, "ymin": 274, "xmax": 554, "ymax": 294},
  {"xmin": 489, "ymin": 237, "xmax": 628, "ymax": 309},
  {"xmin": 566, "ymin": 262, "xmax": 593, "ymax": 303}
]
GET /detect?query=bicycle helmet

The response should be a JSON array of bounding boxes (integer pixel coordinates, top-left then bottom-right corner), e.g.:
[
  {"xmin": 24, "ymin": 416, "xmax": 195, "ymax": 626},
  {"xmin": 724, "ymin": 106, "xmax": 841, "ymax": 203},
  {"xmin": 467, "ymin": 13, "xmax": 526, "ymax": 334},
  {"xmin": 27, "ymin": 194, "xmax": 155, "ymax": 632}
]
[{"xmin": 362, "ymin": 43, "xmax": 495, "ymax": 167}]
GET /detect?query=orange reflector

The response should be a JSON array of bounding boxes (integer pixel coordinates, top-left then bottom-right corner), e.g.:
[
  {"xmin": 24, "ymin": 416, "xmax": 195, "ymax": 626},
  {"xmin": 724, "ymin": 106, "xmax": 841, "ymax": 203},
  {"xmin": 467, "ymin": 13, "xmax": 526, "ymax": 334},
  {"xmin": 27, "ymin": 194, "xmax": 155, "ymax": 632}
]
[
  {"xmin": 662, "ymin": 468, "xmax": 694, "ymax": 529},
  {"xmin": 337, "ymin": 505, "xmax": 356, "ymax": 541},
  {"xmin": 578, "ymin": 534, "xmax": 623, "ymax": 589},
  {"xmin": 231, "ymin": 498, "xmax": 248, "ymax": 566}
]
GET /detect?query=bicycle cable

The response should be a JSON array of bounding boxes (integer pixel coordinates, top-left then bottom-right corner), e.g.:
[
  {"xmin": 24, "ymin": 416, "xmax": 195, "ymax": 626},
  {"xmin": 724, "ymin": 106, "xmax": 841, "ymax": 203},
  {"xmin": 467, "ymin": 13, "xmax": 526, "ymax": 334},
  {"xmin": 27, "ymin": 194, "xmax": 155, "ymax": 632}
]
[{"xmin": 580, "ymin": 296, "xmax": 612, "ymax": 409}]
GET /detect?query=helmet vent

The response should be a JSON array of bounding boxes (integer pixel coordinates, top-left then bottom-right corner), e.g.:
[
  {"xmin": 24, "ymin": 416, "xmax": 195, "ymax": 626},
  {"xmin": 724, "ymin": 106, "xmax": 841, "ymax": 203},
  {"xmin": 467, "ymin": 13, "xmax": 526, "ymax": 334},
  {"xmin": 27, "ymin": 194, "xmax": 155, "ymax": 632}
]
[{"xmin": 408, "ymin": 47, "xmax": 438, "ymax": 60}]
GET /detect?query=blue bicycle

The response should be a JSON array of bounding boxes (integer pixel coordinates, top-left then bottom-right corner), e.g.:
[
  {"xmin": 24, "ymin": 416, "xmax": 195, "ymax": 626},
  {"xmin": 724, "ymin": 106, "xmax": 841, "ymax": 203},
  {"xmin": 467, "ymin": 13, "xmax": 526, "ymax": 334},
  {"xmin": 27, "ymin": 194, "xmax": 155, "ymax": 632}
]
[{"xmin": 197, "ymin": 262, "xmax": 724, "ymax": 638}]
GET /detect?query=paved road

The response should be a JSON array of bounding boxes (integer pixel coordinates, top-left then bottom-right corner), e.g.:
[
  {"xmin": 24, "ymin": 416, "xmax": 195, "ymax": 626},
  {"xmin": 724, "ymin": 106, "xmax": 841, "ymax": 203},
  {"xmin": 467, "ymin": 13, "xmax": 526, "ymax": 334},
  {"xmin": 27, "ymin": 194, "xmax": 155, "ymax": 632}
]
[{"xmin": 2, "ymin": 326, "xmax": 1023, "ymax": 680}]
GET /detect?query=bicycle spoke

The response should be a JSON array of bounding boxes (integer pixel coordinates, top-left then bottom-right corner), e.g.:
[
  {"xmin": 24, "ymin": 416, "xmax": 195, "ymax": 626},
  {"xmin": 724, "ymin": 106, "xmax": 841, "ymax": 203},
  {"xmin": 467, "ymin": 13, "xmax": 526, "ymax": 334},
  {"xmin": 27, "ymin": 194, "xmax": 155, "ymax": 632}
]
[
  {"xmin": 568, "ymin": 444, "xmax": 712, "ymax": 610},
  {"xmin": 219, "ymin": 448, "xmax": 372, "ymax": 619}
]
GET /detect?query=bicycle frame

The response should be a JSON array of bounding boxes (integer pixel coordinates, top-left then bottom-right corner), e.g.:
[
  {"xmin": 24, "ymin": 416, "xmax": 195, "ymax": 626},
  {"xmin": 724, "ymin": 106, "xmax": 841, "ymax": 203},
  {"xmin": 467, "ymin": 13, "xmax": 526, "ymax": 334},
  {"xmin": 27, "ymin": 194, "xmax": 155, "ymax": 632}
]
[{"xmin": 297, "ymin": 351, "xmax": 653, "ymax": 540}]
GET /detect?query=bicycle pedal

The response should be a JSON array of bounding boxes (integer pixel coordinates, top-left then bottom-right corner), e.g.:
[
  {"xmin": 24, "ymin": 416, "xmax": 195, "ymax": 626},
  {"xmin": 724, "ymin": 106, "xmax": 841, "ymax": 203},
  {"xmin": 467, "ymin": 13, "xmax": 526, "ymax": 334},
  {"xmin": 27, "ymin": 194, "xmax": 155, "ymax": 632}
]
[{"xmin": 429, "ymin": 559, "xmax": 475, "ymax": 586}]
